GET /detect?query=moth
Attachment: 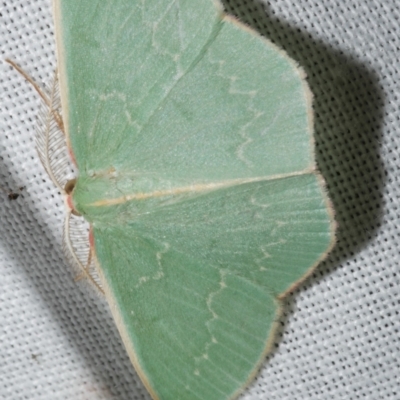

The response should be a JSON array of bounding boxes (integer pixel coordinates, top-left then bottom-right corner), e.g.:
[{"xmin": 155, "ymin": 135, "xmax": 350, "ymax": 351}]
[{"xmin": 8, "ymin": 1, "xmax": 335, "ymax": 399}]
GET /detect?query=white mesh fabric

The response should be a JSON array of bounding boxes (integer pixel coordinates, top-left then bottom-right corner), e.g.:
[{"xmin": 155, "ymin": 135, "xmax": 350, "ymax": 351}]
[{"xmin": 0, "ymin": 1, "xmax": 399, "ymax": 399}]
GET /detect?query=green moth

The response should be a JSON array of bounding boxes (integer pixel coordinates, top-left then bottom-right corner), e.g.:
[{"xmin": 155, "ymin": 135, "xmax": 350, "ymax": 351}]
[{"xmin": 49, "ymin": 0, "xmax": 337, "ymax": 399}]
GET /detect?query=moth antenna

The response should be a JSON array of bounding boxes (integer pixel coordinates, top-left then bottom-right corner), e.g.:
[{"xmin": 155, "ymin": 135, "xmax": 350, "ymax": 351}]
[
  {"xmin": 36, "ymin": 70, "xmax": 73, "ymax": 191},
  {"xmin": 5, "ymin": 59, "xmax": 64, "ymax": 132},
  {"xmin": 63, "ymin": 211, "xmax": 104, "ymax": 294},
  {"xmin": 5, "ymin": 59, "xmax": 73, "ymax": 192}
]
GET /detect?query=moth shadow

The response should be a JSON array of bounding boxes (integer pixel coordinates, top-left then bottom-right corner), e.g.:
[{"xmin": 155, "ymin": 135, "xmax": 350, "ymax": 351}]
[{"xmin": 223, "ymin": 0, "xmax": 385, "ymax": 382}]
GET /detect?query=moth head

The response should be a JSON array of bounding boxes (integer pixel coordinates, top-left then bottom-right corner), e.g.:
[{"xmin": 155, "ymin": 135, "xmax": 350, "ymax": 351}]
[{"xmin": 64, "ymin": 178, "xmax": 81, "ymax": 216}]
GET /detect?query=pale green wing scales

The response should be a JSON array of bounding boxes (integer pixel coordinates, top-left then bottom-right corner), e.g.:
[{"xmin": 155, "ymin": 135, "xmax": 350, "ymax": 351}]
[
  {"xmin": 53, "ymin": 0, "xmax": 335, "ymax": 399},
  {"xmin": 54, "ymin": 0, "xmax": 312, "ymax": 183},
  {"xmin": 93, "ymin": 174, "xmax": 332, "ymax": 400}
]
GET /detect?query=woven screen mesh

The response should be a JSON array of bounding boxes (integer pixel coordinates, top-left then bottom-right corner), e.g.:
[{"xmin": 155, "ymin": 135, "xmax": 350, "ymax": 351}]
[{"xmin": 0, "ymin": 1, "xmax": 399, "ymax": 399}]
